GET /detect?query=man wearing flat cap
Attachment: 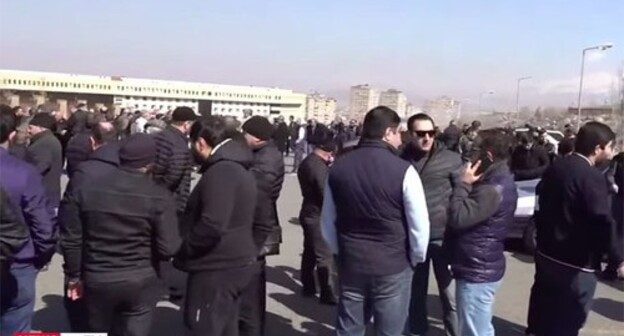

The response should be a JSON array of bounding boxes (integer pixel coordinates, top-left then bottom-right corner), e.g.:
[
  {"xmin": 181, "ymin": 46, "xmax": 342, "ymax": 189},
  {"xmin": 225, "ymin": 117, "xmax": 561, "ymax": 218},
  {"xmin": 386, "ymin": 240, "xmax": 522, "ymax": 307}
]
[
  {"xmin": 60, "ymin": 133, "xmax": 179, "ymax": 336},
  {"xmin": 239, "ymin": 115, "xmax": 285, "ymax": 336},
  {"xmin": 152, "ymin": 106, "xmax": 197, "ymax": 301},
  {"xmin": 27, "ymin": 113, "xmax": 63, "ymax": 212}
]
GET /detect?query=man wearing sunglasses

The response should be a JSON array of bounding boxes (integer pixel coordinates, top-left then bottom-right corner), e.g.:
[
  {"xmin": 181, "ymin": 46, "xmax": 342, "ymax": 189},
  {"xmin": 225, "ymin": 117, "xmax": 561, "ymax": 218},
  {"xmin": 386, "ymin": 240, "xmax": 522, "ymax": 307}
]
[{"xmin": 401, "ymin": 113, "xmax": 463, "ymax": 336}]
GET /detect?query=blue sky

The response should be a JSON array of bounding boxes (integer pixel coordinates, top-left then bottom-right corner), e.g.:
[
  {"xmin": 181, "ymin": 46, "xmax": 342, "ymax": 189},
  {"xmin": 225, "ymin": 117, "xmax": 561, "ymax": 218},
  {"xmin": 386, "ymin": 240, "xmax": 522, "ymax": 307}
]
[{"xmin": 1, "ymin": 0, "xmax": 622, "ymax": 109}]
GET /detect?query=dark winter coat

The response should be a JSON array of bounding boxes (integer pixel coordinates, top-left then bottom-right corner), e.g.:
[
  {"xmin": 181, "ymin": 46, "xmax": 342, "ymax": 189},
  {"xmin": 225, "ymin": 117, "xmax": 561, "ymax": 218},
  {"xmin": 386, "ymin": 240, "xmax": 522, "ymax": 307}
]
[
  {"xmin": 401, "ymin": 141, "xmax": 463, "ymax": 240},
  {"xmin": 446, "ymin": 162, "xmax": 518, "ymax": 283},
  {"xmin": 152, "ymin": 125, "xmax": 193, "ymax": 213},
  {"xmin": 297, "ymin": 153, "xmax": 329, "ymax": 224},
  {"xmin": 0, "ymin": 186, "xmax": 29, "ymax": 270},
  {"xmin": 510, "ymin": 145, "xmax": 550, "ymax": 181},
  {"xmin": 174, "ymin": 139, "xmax": 258, "ymax": 272},
  {"xmin": 60, "ymin": 167, "xmax": 179, "ymax": 283},
  {"xmin": 26, "ymin": 130, "xmax": 63, "ymax": 208},
  {"xmin": 0, "ymin": 147, "xmax": 56, "ymax": 269},
  {"xmin": 250, "ymin": 141, "xmax": 285, "ymax": 256},
  {"xmin": 273, "ymin": 122, "xmax": 290, "ymax": 153}
]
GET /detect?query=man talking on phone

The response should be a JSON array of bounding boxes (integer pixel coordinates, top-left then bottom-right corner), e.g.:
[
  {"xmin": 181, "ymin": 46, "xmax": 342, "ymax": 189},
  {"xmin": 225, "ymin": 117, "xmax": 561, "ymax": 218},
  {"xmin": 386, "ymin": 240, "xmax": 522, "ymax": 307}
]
[{"xmin": 445, "ymin": 129, "xmax": 518, "ymax": 336}]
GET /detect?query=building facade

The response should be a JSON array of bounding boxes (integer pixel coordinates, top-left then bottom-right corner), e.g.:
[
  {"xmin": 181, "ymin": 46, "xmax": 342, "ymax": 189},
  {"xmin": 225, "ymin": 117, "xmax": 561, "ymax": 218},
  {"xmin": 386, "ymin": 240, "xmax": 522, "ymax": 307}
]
[
  {"xmin": 0, "ymin": 70, "xmax": 307, "ymax": 121},
  {"xmin": 379, "ymin": 89, "xmax": 407, "ymax": 117},
  {"xmin": 305, "ymin": 93, "xmax": 337, "ymax": 124},
  {"xmin": 349, "ymin": 84, "xmax": 379, "ymax": 121}
]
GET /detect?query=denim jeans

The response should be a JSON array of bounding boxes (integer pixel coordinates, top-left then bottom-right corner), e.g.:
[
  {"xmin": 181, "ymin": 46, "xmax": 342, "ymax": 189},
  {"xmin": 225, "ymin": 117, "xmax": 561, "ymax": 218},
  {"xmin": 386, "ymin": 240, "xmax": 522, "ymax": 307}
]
[
  {"xmin": 0, "ymin": 265, "xmax": 38, "ymax": 336},
  {"xmin": 336, "ymin": 266, "xmax": 413, "ymax": 336},
  {"xmin": 407, "ymin": 240, "xmax": 458, "ymax": 336},
  {"xmin": 455, "ymin": 279, "xmax": 501, "ymax": 336}
]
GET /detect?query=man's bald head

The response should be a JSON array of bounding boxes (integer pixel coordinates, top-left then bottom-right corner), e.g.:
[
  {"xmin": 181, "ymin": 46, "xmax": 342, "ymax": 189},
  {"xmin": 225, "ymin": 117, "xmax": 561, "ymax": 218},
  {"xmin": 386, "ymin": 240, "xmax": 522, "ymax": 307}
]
[{"xmin": 92, "ymin": 121, "xmax": 117, "ymax": 147}]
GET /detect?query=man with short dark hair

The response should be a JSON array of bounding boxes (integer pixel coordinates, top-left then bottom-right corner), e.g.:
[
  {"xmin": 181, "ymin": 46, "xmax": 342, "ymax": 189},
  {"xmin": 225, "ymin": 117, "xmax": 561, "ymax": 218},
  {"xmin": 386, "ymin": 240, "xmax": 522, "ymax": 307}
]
[
  {"xmin": 153, "ymin": 106, "xmax": 197, "ymax": 300},
  {"xmin": 0, "ymin": 106, "xmax": 56, "ymax": 334},
  {"xmin": 402, "ymin": 113, "xmax": 461, "ymax": 336},
  {"xmin": 445, "ymin": 129, "xmax": 518, "ymax": 336},
  {"xmin": 322, "ymin": 106, "xmax": 430, "ymax": 336},
  {"xmin": 174, "ymin": 116, "xmax": 258, "ymax": 335},
  {"xmin": 526, "ymin": 121, "xmax": 616, "ymax": 336},
  {"xmin": 297, "ymin": 130, "xmax": 338, "ymax": 305},
  {"xmin": 60, "ymin": 134, "xmax": 179, "ymax": 336}
]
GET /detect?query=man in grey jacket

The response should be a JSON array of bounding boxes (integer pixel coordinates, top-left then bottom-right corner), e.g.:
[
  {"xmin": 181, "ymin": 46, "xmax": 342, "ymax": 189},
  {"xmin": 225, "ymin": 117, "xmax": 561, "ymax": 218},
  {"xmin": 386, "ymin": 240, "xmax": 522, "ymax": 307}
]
[{"xmin": 401, "ymin": 113, "xmax": 463, "ymax": 336}]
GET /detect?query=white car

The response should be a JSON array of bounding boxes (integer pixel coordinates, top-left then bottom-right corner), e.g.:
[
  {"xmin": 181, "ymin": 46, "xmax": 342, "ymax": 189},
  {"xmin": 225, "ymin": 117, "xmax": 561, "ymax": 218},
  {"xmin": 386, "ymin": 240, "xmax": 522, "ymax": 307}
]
[{"xmin": 509, "ymin": 179, "xmax": 540, "ymax": 252}]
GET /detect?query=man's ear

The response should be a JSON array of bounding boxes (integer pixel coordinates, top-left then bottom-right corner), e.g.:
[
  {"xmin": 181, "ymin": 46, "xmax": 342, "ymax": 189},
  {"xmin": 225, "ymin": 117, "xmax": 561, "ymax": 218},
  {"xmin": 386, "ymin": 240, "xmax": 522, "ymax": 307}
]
[{"xmin": 8, "ymin": 131, "xmax": 16, "ymax": 143}]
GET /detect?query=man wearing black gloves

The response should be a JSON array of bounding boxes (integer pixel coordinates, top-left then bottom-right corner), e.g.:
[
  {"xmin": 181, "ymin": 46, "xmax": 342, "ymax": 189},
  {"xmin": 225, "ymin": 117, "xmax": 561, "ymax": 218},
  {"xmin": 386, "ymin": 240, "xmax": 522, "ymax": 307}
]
[
  {"xmin": 60, "ymin": 134, "xmax": 179, "ymax": 336},
  {"xmin": 240, "ymin": 116, "xmax": 285, "ymax": 336},
  {"xmin": 297, "ymin": 131, "xmax": 338, "ymax": 305},
  {"xmin": 174, "ymin": 116, "xmax": 258, "ymax": 335},
  {"xmin": 526, "ymin": 122, "xmax": 616, "ymax": 336}
]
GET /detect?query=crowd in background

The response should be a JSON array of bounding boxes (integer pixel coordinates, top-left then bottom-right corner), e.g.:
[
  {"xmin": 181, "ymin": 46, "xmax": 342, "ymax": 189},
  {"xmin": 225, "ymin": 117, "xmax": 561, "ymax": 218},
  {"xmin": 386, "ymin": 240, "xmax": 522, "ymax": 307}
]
[{"xmin": 0, "ymin": 102, "xmax": 622, "ymax": 336}]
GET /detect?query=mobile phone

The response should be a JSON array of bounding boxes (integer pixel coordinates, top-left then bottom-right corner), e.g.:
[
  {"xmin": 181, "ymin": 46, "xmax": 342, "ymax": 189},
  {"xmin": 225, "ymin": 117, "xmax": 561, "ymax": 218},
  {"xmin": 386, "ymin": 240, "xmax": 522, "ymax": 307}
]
[{"xmin": 473, "ymin": 152, "xmax": 493, "ymax": 175}]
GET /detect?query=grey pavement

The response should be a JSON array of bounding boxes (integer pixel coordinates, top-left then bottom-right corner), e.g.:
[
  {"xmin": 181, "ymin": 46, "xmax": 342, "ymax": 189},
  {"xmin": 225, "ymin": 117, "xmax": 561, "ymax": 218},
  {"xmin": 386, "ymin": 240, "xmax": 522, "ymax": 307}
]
[{"xmin": 32, "ymin": 167, "xmax": 624, "ymax": 335}]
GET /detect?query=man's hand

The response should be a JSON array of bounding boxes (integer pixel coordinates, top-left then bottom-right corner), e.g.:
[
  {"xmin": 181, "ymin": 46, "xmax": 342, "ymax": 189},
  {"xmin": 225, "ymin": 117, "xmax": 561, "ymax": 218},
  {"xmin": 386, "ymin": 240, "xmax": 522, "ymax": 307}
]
[
  {"xmin": 67, "ymin": 280, "xmax": 83, "ymax": 301},
  {"xmin": 462, "ymin": 161, "xmax": 483, "ymax": 185},
  {"xmin": 617, "ymin": 262, "xmax": 624, "ymax": 279}
]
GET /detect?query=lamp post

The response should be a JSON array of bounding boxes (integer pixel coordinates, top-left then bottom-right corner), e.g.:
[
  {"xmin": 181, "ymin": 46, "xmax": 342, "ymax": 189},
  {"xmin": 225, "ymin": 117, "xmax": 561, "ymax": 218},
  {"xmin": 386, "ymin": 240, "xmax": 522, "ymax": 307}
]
[
  {"xmin": 478, "ymin": 90, "xmax": 495, "ymax": 114},
  {"xmin": 577, "ymin": 43, "xmax": 614, "ymax": 130},
  {"xmin": 516, "ymin": 76, "xmax": 532, "ymax": 122}
]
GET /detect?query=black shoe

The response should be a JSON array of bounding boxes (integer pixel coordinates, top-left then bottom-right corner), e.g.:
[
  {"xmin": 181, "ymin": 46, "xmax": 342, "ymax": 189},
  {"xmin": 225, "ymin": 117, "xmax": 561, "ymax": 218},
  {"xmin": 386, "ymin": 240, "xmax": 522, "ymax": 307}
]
[{"xmin": 319, "ymin": 292, "xmax": 338, "ymax": 306}]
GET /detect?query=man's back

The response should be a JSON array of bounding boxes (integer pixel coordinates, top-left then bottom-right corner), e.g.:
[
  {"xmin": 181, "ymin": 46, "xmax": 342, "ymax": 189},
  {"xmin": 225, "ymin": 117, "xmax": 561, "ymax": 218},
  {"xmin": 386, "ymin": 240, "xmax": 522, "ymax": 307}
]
[
  {"xmin": 64, "ymin": 168, "xmax": 178, "ymax": 282},
  {"xmin": 26, "ymin": 130, "xmax": 63, "ymax": 207},
  {"xmin": 328, "ymin": 139, "xmax": 411, "ymax": 276},
  {"xmin": 536, "ymin": 154, "xmax": 612, "ymax": 270},
  {"xmin": 297, "ymin": 153, "xmax": 328, "ymax": 220},
  {"xmin": 152, "ymin": 125, "xmax": 192, "ymax": 213}
]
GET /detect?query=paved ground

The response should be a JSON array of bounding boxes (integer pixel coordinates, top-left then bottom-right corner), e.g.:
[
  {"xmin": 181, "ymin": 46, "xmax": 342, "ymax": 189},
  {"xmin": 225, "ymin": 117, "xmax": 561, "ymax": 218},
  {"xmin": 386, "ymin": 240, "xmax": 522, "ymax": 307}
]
[{"xmin": 33, "ymin": 166, "xmax": 623, "ymax": 335}]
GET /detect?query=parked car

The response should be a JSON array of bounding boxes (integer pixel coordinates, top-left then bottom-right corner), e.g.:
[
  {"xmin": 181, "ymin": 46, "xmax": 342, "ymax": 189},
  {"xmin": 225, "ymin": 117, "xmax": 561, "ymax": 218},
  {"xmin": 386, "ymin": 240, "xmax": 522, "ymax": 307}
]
[{"xmin": 509, "ymin": 179, "xmax": 540, "ymax": 253}]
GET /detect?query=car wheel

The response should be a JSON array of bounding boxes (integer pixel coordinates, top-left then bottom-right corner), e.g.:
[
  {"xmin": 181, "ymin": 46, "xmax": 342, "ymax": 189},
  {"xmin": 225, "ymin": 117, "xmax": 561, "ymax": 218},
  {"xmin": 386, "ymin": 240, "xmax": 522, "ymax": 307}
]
[{"xmin": 522, "ymin": 218, "xmax": 537, "ymax": 254}]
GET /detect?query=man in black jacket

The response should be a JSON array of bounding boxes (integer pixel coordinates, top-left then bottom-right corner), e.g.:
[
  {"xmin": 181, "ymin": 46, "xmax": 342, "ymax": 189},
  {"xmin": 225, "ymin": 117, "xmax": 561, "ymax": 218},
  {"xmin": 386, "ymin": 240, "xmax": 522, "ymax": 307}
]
[
  {"xmin": 526, "ymin": 122, "xmax": 616, "ymax": 336},
  {"xmin": 510, "ymin": 133, "xmax": 550, "ymax": 181},
  {"xmin": 174, "ymin": 116, "xmax": 258, "ymax": 336},
  {"xmin": 0, "ymin": 186, "xmax": 29, "ymax": 273},
  {"xmin": 60, "ymin": 134, "xmax": 178, "ymax": 336},
  {"xmin": 240, "ymin": 116, "xmax": 285, "ymax": 336},
  {"xmin": 26, "ymin": 113, "xmax": 63, "ymax": 212},
  {"xmin": 401, "ymin": 113, "xmax": 461, "ymax": 336},
  {"xmin": 297, "ymin": 132, "xmax": 337, "ymax": 305},
  {"xmin": 59, "ymin": 121, "xmax": 118, "ymax": 332},
  {"xmin": 152, "ymin": 106, "xmax": 197, "ymax": 300}
]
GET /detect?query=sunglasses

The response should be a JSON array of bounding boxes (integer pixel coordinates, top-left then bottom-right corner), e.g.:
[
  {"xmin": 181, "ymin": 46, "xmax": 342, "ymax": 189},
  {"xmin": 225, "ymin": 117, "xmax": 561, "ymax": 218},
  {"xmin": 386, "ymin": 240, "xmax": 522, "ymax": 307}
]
[{"xmin": 413, "ymin": 130, "xmax": 436, "ymax": 138}]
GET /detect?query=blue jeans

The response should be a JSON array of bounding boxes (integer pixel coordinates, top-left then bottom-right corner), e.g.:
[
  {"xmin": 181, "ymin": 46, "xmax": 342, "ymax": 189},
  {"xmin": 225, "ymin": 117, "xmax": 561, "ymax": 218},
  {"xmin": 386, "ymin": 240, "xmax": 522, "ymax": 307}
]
[
  {"xmin": 0, "ymin": 265, "xmax": 37, "ymax": 336},
  {"xmin": 455, "ymin": 279, "xmax": 501, "ymax": 336},
  {"xmin": 336, "ymin": 267, "xmax": 413, "ymax": 336}
]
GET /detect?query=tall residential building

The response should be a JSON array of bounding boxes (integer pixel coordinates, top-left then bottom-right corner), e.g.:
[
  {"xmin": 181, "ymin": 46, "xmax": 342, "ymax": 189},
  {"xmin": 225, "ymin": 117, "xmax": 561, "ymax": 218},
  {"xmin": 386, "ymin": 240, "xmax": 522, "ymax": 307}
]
[
  {"xmin": 306, "ymin": 93, "xmax": 337, "ymax": 124},
  {"xmin": 379, "ymin": 89, "xmax": 408, "ymax": 117},
  {"xmin": 349, "ymin": 84, "xmax": 380, "ymax": 121}
]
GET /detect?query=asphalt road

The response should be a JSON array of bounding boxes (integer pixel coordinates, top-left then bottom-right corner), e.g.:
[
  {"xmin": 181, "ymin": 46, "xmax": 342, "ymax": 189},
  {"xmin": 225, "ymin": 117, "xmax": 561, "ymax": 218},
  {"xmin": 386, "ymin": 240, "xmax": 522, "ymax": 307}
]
[{"xmin": 32, "ymin": 168, "xmax": 624, "ymax": 335}]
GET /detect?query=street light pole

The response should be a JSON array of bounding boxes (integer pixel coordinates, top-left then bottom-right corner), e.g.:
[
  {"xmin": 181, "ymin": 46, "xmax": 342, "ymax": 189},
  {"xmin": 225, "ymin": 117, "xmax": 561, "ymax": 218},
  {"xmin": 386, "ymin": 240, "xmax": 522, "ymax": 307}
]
[
  {"xmin": 576, "ymin": 43, "xmax": 614, "ymax": 131},
  {"xmin": 516, "ymin": 76, "xmax": 532, "ymax": 122}
]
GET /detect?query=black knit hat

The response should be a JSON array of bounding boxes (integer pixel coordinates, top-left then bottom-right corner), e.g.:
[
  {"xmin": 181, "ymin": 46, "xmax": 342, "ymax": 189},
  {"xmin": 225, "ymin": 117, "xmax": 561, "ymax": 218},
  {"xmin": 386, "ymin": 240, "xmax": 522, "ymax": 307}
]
[
  {"xmin": 29, "ymin": 113, "xmax": 56, "ymax": 130},
  {"xmin": 242, "ymin": 116, "xmax": 274, "ymax": 141},
  {"xmin": 119, "ymin": 133, "xmax": 156, "ymax": 169},
  {"xmin": 171, "ymin": 106, "xmax": 198, "ymax": 122}
]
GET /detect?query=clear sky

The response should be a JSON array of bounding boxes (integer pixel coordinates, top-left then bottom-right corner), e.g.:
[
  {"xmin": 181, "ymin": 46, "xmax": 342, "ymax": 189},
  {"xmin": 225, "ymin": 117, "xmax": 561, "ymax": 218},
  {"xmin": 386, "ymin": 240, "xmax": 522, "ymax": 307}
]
[{"xmin": 1, "ymin": 0, "xmax": 622, "ymax": 109}]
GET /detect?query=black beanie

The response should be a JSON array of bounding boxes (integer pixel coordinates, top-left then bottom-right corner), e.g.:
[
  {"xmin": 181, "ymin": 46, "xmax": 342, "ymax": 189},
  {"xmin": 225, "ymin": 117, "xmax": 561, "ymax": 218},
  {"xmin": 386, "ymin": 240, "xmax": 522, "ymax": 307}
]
[
  {"xmin": 119, "ymin": 133, "xmax": 156, "ymax": 169},
  {"xmin": 242, "ymin": 116, "xmax": 274, "ymax": 141},
  {"xmin": 29, "ymin": 113, "xmax": 56, "ymax": 130}
]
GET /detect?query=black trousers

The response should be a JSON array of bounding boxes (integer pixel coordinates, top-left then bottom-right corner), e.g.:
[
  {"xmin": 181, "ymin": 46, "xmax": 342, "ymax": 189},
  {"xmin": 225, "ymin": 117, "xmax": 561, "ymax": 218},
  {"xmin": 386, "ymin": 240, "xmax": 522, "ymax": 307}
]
[
  {"xmin": 300, "ymin": 220, "xmax": 335, "ymax": 295},
  {"xmin": 84, "ymin": 275, "xmax": 161, "ymax": 336},
  {"xmin": 184, "ymin": 264, "xmax": 256, "ymax": 336},
  {"xmin": 239, "ymin": 259, "xmax": 266, "ymax": 336},
  {"xmin": 526, "ymin": 253, "xmax": 597, "ymax": 336}
]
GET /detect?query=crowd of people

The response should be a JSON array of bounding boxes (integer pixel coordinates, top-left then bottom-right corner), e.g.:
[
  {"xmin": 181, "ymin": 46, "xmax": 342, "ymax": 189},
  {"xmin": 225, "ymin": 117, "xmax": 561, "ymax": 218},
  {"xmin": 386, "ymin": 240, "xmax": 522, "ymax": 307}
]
[{"xmin": 0, "ymin": 102, "xmax": 622, "ymax": 336}]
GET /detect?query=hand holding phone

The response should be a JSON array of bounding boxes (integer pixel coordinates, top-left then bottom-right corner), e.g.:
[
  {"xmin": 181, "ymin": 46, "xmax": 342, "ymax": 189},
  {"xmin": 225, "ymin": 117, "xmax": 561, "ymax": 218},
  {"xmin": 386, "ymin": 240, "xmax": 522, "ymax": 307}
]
[{"xmin": 462, "ymin": 160, "xmax": 483, "ymax": 185}]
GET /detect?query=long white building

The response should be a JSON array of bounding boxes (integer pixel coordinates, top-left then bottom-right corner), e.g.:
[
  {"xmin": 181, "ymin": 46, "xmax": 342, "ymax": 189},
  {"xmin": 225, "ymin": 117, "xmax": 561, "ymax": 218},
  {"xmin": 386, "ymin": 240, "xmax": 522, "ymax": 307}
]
[{"xmin": 0, "ymin": 69, "xmax": 307, "ymax": 120}]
